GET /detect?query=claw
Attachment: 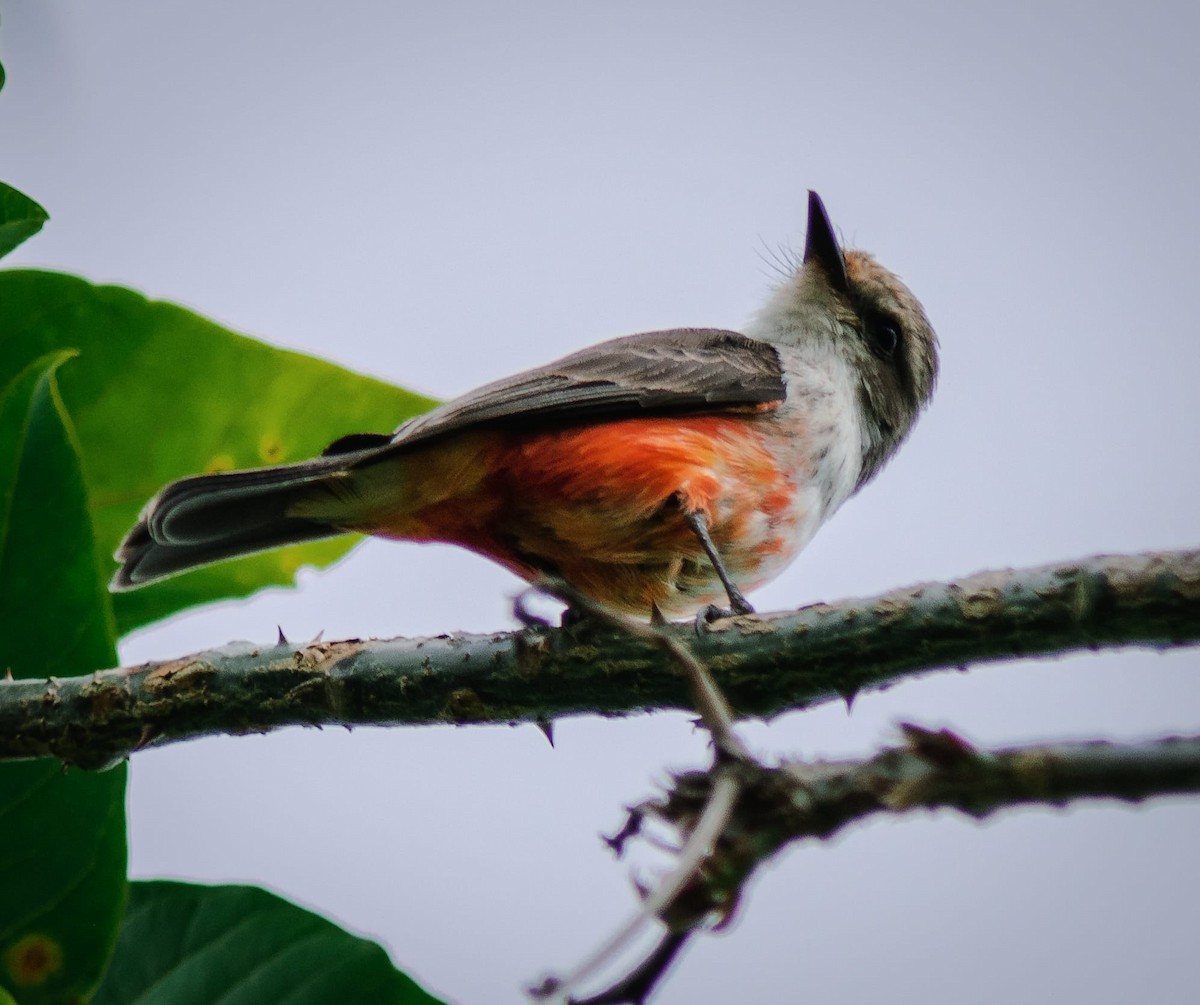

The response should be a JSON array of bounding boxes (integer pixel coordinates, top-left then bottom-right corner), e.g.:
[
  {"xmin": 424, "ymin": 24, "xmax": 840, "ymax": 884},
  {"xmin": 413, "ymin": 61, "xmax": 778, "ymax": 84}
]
[
  {"xmin": 694, "ymin": 604, "xmax": 726, "ymax": 634},
  {"xmin": 694, "ymin": 598, "xmax": 755, "ymax": 634},
  {"xmin": 559, "ymin": 605, "xmax": 611, "ymax": 637},
  {"xmin": 512, "ymin": 589, "xmax": 553, "ymax": 628}
]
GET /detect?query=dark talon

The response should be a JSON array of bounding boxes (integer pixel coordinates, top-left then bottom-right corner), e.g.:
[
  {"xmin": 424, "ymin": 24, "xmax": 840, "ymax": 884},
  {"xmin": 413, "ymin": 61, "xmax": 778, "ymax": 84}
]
[
  {"xmin": 559, "ymin": 605, "xmax": 613, "ymax": 638},
  {"xmin": 694, "ymin": 596, "xmax": 756, "ymax": 634},
  {"xmin": 512, "ymin": 589, "xmax": 553, "ymax": 628},
  {"xmin": 695, "ymin": 604, "xmax": 727, "ymax": 634}
]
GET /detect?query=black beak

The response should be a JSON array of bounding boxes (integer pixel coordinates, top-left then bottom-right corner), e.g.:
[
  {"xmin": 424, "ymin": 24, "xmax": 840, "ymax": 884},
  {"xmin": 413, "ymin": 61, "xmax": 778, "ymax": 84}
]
[{"xmin": 803, "ymin": 191, "xmax": 849, "ymax": 294}]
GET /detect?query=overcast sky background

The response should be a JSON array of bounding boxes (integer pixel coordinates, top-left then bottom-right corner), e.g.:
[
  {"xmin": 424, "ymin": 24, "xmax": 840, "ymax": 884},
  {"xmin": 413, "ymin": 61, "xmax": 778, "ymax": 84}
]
[{"xmin": 3, "ymin": 2, "xmax": 1199, "ymax": 1002}]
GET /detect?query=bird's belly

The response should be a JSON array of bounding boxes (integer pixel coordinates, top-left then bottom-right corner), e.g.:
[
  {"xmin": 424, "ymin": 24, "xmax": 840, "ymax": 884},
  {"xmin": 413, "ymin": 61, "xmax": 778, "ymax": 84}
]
[
  {"xmin": 347, "ymin": 410, "xmax": 836, "ymax": 617},
  {"xmin": 394, "ymin": 415, "xmax": 821, "ymax": 617}
]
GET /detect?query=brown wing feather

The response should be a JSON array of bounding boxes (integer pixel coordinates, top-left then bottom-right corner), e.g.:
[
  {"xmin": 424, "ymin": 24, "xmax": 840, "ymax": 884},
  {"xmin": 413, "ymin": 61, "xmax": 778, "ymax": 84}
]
[{"xmin": 360, "ymin": 328, "xmax": 784, "ymax": 461}]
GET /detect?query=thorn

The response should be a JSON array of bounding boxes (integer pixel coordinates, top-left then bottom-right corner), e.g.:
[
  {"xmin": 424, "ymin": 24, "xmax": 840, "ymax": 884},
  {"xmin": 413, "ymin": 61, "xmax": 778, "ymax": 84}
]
[
  {"xmin": 602, "ymin": 807, "xmax": 644, "ymax": 855},
  {"xmin": 527, "ymin": 975, "xmax": 563, "ymax": 1001},
  {"xmin": 277, "ymin": 626, "xmax": 289, "ymax": 646},
  {"xmin": 133, "ymin": 724, "xmax": 160, "ymax": 752},
  {"xmin": 840, "ymin": 686, "xmax": 859, "ymax": 714},
  {"xmin": 535, "ymin": 717, "xmax": 556, "ymax": 748},
  {"xmin": 4, "ymin": 667, "xmax": 12, "ymax": 681},
  {"xmin": 898, "ymin": 722, "xmax": 977, "ymax": 766},
  {"xmin": 309, "ymin": 629, "xmax": 324, "ymax": 644},
  {"xmin": 649, "ymin": 602, "xmax": 667, "ymax": 627},
  {"xmin": 711, "ymin": 887, "xmax": 744, "ymax": 931}
]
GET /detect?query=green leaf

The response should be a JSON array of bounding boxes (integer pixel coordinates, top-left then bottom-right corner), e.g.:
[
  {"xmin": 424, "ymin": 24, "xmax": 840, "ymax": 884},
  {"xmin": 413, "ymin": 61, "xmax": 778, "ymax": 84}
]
[
  {"xmin": 0, "ymin": 354, "xmax": 127, "ymax": 1005},
  {"xmin": 0, "ymin": 270, "xmax": 437, "ymax": 634},
  {"xmin": 92, "ymin": 882, "xmax": 448, "ymax": 1005},
  {"xmin": 0, "ymin": 184, "xmax": 49, "ymax": 261}
]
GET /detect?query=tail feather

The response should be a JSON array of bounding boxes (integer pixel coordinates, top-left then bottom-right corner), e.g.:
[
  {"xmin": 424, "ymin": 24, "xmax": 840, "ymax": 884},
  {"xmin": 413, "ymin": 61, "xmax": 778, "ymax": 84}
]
[{"xmin": 112, "ymin": 454, "xmax": 359, "ymax": 590}]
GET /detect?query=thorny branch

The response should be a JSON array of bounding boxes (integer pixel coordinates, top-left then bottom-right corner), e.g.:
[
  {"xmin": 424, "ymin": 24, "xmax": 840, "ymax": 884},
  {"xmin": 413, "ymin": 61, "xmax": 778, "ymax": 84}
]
[
  {"xmin": 0, "ymin": 549, "xmax": 1195, "ymax": 1000},
  {"xmin": 612, "ymin": 726, "xmax": 1200, "ymax": 933},
  {"xmin": 0, "ymin": 548, "xmax": 1196, "ymax": 769},
  {"xmin": 534, "ymin": 722, "xmax": 1200, "ymax": 1002},
  {"xmin": 525, "ymin": 566, "xmax": 1200, "ymax": 1004}
]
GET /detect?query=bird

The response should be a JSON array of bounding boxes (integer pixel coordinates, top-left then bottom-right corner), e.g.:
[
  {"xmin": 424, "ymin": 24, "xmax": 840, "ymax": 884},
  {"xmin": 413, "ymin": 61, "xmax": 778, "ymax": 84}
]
[{"xmin": 112, "ymin": 192, "xmax": 938, "ymax": 622}]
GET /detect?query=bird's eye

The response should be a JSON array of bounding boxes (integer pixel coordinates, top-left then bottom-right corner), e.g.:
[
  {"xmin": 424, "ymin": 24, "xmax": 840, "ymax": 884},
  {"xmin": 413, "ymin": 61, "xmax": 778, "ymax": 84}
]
[{"xmin": 867, "ymin": 315, "xmax": 900, "ymax": 360}]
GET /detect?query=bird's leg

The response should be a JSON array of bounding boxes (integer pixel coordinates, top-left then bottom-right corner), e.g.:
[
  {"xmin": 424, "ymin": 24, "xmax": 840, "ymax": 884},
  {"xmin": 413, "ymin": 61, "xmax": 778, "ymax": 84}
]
[{"xmin": 680, "ymin": 505, "xmax": 754, "ymax": 623}]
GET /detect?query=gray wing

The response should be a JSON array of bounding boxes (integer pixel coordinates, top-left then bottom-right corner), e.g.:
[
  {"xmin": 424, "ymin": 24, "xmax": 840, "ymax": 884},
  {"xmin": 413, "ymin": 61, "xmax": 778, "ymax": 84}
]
[
  {"xmin": 111, "ymin": 328, "xmax": 783, "ymax": 589},
  {"xmin": 368, "ymin": 328, "xmax": 784, "ymax": 456}
]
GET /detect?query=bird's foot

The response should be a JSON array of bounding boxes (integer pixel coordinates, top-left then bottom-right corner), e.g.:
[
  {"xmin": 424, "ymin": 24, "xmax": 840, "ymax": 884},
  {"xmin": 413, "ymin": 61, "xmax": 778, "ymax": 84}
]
[{"xmin": 694, "ymin": 596, "xmax": 755, "ymax": 634}]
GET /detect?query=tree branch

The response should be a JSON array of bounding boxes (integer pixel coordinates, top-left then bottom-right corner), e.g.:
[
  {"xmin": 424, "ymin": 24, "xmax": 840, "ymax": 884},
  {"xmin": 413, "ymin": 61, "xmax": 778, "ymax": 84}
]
[
  {"xmin": 531, "ymin": 727, "xmax": 1200, "ymax": 1003},
  {"xmin": 624, "ymin": 727, "xmax": 1200, "ymax": 936},
  {"xmin": 1, "ymin": 548, "xmax": 1197, "ymax": 769}
]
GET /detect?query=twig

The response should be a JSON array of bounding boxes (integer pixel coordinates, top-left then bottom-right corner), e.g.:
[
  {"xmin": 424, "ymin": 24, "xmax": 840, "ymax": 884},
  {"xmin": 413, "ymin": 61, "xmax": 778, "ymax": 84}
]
[
  {"xmin": 572, "ymin": 930, "xmax": 692, "ymax": 1005},
  {"xmin": 640, "ymin": 728, "xmax": 1200, "ymax": 901},
  {"xmin": 545, "ymin": 728, "xmax": 1200, "ymax": 1001},
  {"xmin": 529, "ymin": 771, "xmax": 740, "ymax": 1003},
  {"xmin": 523, "ymin": 579, "xmax": 750, "ymax": 1002}
]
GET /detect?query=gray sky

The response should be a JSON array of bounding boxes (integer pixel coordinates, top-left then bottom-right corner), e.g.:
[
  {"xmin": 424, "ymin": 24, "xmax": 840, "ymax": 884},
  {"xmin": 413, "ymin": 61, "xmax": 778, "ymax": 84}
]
[{"xmin": 3, "ymin": 2, "xmax": 1199, "ymax": 1002}]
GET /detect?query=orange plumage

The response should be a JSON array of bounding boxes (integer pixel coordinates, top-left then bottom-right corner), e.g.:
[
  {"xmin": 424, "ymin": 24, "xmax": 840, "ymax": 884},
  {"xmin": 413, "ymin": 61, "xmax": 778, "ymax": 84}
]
[{"xmin": 340, "ymin": 413, "xmax": 801, "ymax": 616}]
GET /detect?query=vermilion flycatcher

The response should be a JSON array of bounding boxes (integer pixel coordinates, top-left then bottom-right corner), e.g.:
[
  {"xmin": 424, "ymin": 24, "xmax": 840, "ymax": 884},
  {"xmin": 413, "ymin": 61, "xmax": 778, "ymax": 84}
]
[{"xmin": 113, "ymin": 192, "xmax": 938, "ymax": 620}]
